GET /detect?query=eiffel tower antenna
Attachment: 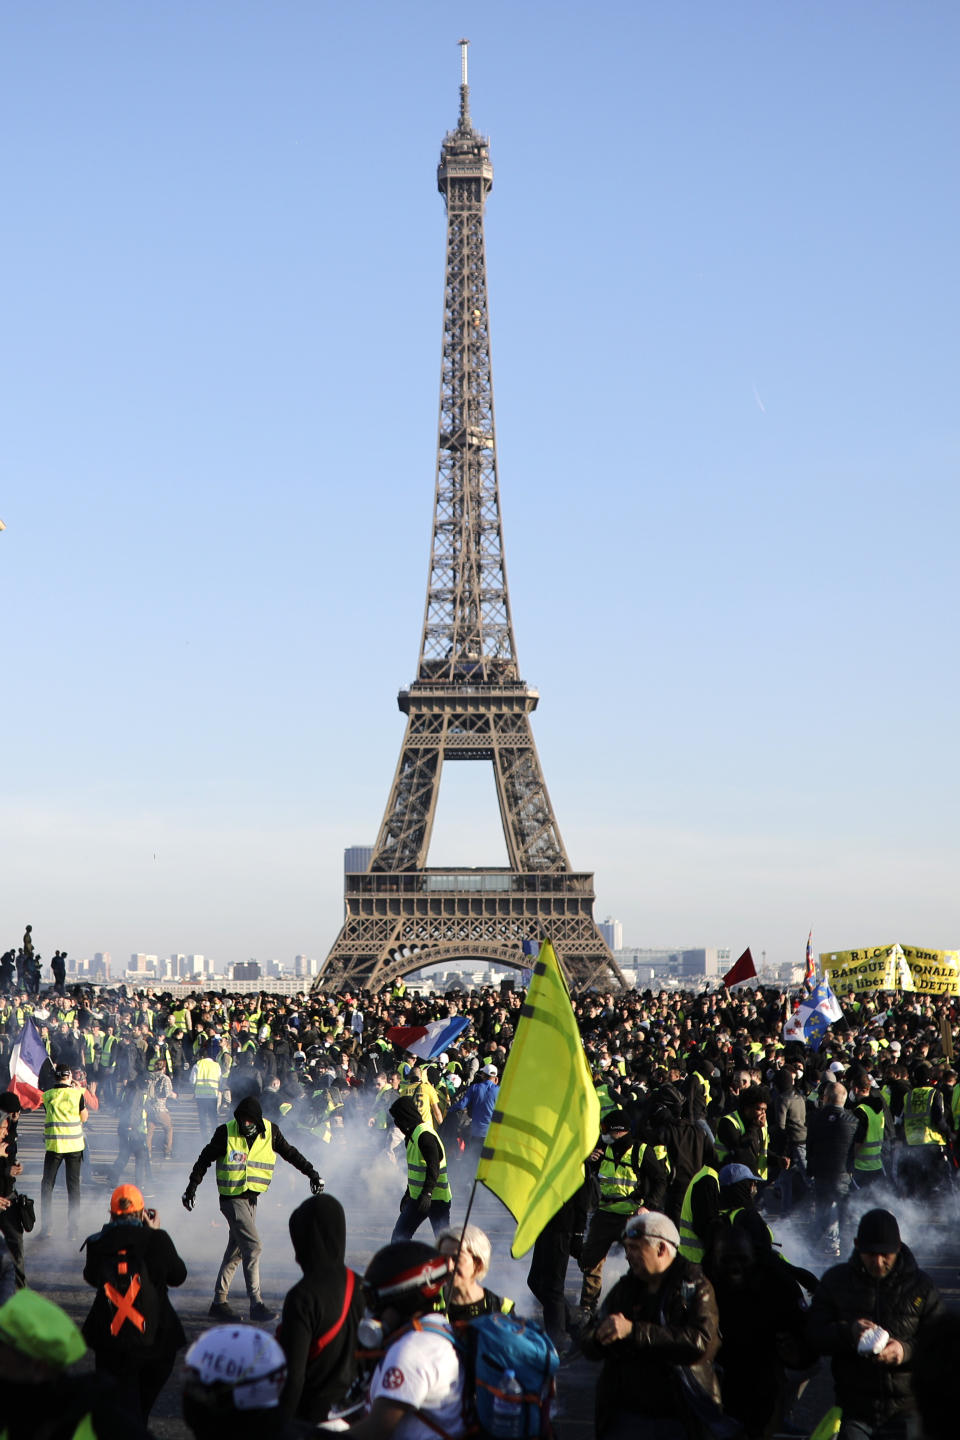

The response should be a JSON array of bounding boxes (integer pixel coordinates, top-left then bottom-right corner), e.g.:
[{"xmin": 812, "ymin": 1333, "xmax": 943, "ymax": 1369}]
[{"xmin": 318, "ymin": 45, "xmax": 625, "ymax": 994}]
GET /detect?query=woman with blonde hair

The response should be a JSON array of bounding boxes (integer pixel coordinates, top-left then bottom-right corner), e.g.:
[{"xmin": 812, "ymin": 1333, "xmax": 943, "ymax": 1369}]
[{"xmin": 438, "ymin": 1223, "xmax": 515, "ymax": 1323}]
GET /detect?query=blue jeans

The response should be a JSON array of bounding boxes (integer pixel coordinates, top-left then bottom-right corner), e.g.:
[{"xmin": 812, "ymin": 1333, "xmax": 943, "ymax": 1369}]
[
  {"xmin": 391, "ymin": 1194, "xmax": 451, "ymax": 1243},
  {"xmin": 814, "ymin": 1174, "xmax": 850, "ymax": 1247}
]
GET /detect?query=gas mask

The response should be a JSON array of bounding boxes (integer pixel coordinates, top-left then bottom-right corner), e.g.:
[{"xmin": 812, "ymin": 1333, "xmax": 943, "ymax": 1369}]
[{"xmin": 357, "ymin": 1313, "xmax": 384, "ymax": 1350}]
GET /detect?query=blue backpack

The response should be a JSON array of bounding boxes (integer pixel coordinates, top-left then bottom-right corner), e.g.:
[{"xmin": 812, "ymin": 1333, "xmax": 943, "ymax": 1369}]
[
  {"xmin": 463, "ymin": 1311, "xmax": 558, "ymax": 1439},
  {"xmin": 408, "ymin": 1311, "xmax": 558, "ymax": 1440}
]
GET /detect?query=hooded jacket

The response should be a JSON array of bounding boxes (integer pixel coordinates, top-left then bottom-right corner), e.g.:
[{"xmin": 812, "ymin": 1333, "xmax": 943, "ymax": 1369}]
[
  {"xmin": 187, "ymin": 1097, "xmax": 319, "ymax": 1196},
  {"xmin": 279, "ymin": 1194, "xmax": 364, "ymax": 1421}
]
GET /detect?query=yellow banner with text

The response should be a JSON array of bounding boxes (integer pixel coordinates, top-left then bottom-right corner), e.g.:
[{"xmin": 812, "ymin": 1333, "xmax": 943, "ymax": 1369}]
[{"xmin": 820, "ymin": 944, "xmax": 960, "ymax": 997}]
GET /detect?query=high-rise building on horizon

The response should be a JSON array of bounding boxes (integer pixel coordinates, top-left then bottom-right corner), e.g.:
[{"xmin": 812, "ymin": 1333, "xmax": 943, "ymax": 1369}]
[
  {"xmin": 232, "ymin": 961, "xmax": 261, "ymax": 981},
  {"xmin": 344, "ymin": 846, "xmax": 374, "ymax": 874},
  {"xmin": 599, "ymin": 917, "xmax": 623, "ymax": 952},
  {"xmin": 318, "ymin": 42, "xmax": 624, "ymax": 994}
]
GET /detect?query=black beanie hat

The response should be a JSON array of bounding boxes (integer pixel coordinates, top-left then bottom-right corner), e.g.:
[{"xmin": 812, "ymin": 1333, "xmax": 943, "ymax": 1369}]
[{"xmin": 855, "ymin": 1208, "xmax": 902, "ymax": 1254}]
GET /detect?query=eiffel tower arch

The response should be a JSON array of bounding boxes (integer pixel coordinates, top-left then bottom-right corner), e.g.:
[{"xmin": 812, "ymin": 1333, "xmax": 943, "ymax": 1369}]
[{"xmin": 318, "ymin": 44, "xmax": 625, "ymax": 995}]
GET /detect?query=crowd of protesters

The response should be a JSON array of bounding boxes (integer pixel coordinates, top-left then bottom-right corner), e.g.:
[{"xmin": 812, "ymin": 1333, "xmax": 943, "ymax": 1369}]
[{"xmin": 3, "ymin": 942, "xmax": 960, "ymax": 1437}]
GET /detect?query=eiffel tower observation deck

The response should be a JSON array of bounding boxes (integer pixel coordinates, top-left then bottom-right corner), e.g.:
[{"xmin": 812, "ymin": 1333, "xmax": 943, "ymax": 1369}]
[{"xmin": 318, "ymin": 43, "xmax": 625, "ymax": 994}]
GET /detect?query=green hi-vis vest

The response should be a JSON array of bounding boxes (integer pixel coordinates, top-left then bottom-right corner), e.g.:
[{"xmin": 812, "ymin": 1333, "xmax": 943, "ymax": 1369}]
[
  {"xmin": 594, "ymin": 1083, "xmax": 616, "ymax": 1118},
  {"xmin": 952, "ymin": 1086, "xmax": 960, "ymax": 1129},
  {"xmin": 715, "ymin": 1112, "xmax": 768, "ymax": 1179},
  {"xmin": 904, "ymin": 1087, "xmax": 940, "ymax": 1147},
  {"xmin": 216, "ymin": 1120, "xmax": 277, "ymax": 1196},
  {"xmin": 43, "ymin": 1087, "xmax": 85, "ymax": 1154},
  {"xmin": 598, "ymin": 1147, "xmax": 639, "ymax": 1214},
  {"xmin": 193, "ymin": 1057, "xmax": 221, "ymax": 1099},
  {"xmin": 714, "ymin": 1111, "xmax": 743, "ymax": 1166},
  {"xmin": 678, "ymin": 1165, "xmax": 718, "ymax": 1262},
  {"xmin": 100, "ymin": 1035, "xmax": 117, "ymax": 1071},
  {"xmin": 854, "ymin": 1104, "xmax": 884, "ymax": 1172},
  {"xmin": 406, "ymin": 1123, "xmax": 452, "ymax": 1204}
]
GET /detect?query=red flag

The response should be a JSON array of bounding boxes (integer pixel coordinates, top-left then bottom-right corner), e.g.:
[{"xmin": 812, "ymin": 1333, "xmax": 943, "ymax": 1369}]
[{"xmin": 722, "ymin": 947, "xmax": 756, "ymax": 988}]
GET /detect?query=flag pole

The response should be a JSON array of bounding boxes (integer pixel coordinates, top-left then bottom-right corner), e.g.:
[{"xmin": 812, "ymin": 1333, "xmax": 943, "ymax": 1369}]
[{"xmin": 447, "ymin": 1174, "xmax": 481, "ymax": 1281}]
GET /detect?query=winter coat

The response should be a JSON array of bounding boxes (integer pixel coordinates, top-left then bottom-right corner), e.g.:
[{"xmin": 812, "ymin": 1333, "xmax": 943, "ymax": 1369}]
[
  {"xmin": 771, "ymin": 1088, "xmax": 807, "ymax": 1147},
  {"xmin": 806, "ymin": 1244, "xmax": 944, "ymax": 1425},
  {"xmin": 806, "ymin": 1105, "xmax": 858, "ymax": 1179},
  {"xmin": 278, "ymin": 1193, "xmax": 364, "ymax": 1422},
  {"xmin": 581, "ymin": 1253, "xmax": 721, "ymax": 1435}
]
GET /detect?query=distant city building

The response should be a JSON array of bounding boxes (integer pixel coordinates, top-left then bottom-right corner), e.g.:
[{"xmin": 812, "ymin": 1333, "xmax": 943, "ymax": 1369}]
[
  {"xmin": 264, "ymin": 958, "xmax": 283, "ymax": 979},
  {"xmin": 93, "ymin": 952, "xmax": 111, "ymax": 979},
  {"xmin": 232, "ymin": 961, "xmax": 261, "ymax": 981},
  {"xmin": 678, "ymin": 948, "xmax": 730, "ymax": 979},
  {"xmin": 128, "ymin": 953, "xmax": 158, "ymax": 975},
  {"xmin": 344, "ymin": 846, "xmax": 374, "ymax": 874},
  {"xmin": 294, "ymin": 954, "xmax": 319, "ymax": 978},
  {"xmin": 599, "ymin": 916, "xmax": 623, "ymax": 951}
]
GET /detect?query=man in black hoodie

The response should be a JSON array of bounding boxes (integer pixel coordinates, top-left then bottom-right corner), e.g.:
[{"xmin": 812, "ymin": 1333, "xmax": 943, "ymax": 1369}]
[
  {"xmin": 182, "ymin": 1096, "xmax": 323, "ymax": 1323},
  {"xmin": 278, "ymin": 1193, "xmax": 363, "ymax": 1424}
]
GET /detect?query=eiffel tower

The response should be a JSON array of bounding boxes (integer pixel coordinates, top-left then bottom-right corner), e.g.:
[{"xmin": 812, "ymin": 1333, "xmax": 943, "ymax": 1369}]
[{"xmin": 318, "ymin": 43, "xmax": 625, "ymax": 995}]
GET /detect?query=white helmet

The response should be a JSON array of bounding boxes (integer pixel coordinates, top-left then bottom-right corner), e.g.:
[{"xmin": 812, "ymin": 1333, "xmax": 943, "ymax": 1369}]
[{"xmin": 184, "ymin": 1326, "xmax": 287, "ymax": 1413}]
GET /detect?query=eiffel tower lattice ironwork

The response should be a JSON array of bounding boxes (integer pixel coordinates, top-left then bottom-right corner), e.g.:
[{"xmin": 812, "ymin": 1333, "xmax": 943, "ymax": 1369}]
[{"xmin": 318, "ymin": 43, "xmax": 625, "ymax": 995}]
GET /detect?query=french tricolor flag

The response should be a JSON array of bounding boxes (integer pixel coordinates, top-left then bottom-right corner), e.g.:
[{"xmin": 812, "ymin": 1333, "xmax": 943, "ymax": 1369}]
[
  {"xmin": 9, "ymin": 1016, "xmax": 50, "ymax": 1109},
  {"xmin": 385, "ymin": 1015, "xmax": 470, "ymax": 1061}
]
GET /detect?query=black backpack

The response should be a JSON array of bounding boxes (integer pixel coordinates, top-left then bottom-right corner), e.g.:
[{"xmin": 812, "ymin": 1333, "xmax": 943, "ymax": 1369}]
[{"xmin": 88, "ymin": 1228, "xmax": 161, "ymax": 1353}]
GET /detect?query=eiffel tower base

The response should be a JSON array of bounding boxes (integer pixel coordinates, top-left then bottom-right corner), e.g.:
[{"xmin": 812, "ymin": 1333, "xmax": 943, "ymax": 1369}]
[{"xmin": 316, "ymin": 869, "xmax": 627, "ymax": 994}]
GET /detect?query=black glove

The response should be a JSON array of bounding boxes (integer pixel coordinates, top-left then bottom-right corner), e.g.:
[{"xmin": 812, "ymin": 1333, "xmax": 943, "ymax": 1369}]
[
  {"xmin": 569, "ymin": 1231, "xmax": 585, "ymax": 1262},
  {"xmin": 310, "ymin": 1174, "xmax": 324, "ymax": 1196},
  {"xmin": 181, "ymin": 1187, "xmax": 196, "ymax": 1212},
  {"xmin": 415, "ymin": 1192, "xmax": 433, "ymax": 1217}
]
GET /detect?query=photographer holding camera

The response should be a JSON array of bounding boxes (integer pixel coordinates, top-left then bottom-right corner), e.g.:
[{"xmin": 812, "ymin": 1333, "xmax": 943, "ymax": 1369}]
[{"xmin": 81, "ymin": 1183, "xmax": 188, "ymax": 1423}]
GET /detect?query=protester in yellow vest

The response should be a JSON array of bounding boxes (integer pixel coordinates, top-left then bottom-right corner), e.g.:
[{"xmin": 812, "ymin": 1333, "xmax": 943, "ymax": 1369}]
[
  {"xmin": 899, "ymin": 1063, "xmax": 950, "ymax": 1199},
  {"xmin": 388, "ymin": 1095, "xmax": 452, "ymax": 1243},
  {"xmin": 181, "ymin": 1096, "xmax": 322, "ymax": 1324},
  {"xmin": 848, "ymin": 1068, "xmax": 888, "ymax": 1190},
  {"xmin": 40, "ymin": 1064, "xmax": 86, "ymax": 1239},
  {"xmin": 191, "ymin": 1046, "xmax": 223, "ymax": 1135},
  {"xmin": 578, "ymin": 1111, "xmax": 669, "ymax": 1314}
]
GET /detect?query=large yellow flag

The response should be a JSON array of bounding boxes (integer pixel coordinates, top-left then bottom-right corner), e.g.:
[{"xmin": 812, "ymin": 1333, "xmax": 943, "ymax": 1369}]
[{"xmin": 476, "ymin": 941, "xmax": 600, "ymax": 1257}]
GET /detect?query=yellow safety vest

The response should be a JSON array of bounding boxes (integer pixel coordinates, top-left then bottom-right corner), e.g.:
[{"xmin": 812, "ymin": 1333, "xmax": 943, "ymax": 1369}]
[
  {"xmin": 216, "ymin": 1120, "xmax": 277, "ymax": 1196},
  {"xmin": 406, "ymin": 1123, "xmax": 452, "ymax": 1203},
  {"xmin": 904, "ymin": 1087, "xmax": 940, "ymax": 1147},
  {"xmin": 715, "ymin": 1111, "xmax": 768, "ymax": 1179},
  {"xmin": 854, "ymin": 1104, "xmax": 884, "ymax": 1171},
  {"xmin": 594, "ymin": 1083, "xmax": 616, "ymax": 1118},
  {"xmin": 597, "ymin": 1146, "xmax": 639, "ymax": 1214},
  {"xmin": 678, "ymin": 1165, "xmax": 718, "ymax": 1262},
  {"xmin": 43, "ymin": 1087, "xmax": 85, "ymax": 1154},
  {"xmin": 193, "ymin": 1057, "xmax": 221, "ymax": 1099}
]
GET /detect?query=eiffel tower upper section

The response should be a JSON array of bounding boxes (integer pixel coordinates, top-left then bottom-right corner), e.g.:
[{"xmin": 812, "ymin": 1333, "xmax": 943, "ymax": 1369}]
[{"xmin": 318, "ymin": 44, "xmax": 625, "ymax": 993}]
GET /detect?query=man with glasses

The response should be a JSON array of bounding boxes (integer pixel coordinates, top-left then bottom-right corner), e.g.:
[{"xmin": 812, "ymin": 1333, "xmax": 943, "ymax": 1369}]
[{"xmin": 580, "ymin": 1211, "xmax": 723, "ymax": 1440}]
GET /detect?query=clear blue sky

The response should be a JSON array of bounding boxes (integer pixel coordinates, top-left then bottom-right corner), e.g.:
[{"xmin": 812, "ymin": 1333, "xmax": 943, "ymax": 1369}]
[{"xmin": 3, "ymin": 2, "xmax": 958, "ymax": 972}]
